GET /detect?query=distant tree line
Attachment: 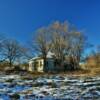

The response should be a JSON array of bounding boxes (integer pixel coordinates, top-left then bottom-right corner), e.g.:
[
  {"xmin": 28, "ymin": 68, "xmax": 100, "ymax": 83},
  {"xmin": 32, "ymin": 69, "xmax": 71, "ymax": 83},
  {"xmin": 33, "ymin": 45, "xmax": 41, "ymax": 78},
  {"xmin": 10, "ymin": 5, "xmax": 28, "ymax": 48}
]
[{"xmin": 0, "ymin": 21, "xmax": 99, "ymax": 72}]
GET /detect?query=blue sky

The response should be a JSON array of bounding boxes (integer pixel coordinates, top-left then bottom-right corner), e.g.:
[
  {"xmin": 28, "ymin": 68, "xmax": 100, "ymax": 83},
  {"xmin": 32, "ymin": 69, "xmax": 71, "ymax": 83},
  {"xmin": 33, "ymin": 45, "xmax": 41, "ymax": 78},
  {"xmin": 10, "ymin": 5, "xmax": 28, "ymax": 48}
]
[{"xmin": 0, "ymin": 0, "xmax": 100, "ymax": 48}]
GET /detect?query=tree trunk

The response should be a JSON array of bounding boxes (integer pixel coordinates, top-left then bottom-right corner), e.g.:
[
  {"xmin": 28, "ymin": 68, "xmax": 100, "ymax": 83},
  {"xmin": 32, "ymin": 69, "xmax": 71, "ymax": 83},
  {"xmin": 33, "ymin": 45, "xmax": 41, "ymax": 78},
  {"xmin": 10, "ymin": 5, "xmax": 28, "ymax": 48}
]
[
  {"xmin": 43, "ymin": 56, "xmax": 47, "ymax": 72},
  {"xmin": 9, "ymin": 60, "xmax": 13, "ymax": 68}
]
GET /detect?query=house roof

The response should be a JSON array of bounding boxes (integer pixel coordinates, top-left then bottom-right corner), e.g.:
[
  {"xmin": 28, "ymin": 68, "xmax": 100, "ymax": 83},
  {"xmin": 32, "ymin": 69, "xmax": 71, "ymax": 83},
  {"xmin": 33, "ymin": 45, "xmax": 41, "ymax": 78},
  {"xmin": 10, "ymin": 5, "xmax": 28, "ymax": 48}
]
[
  {"xmin": 29, "ymin": 51, "xmax": 55, "ymax": 61},
  {"xmin": 29, "ymin": 57, "xmax": 42, "ymax": 61}
]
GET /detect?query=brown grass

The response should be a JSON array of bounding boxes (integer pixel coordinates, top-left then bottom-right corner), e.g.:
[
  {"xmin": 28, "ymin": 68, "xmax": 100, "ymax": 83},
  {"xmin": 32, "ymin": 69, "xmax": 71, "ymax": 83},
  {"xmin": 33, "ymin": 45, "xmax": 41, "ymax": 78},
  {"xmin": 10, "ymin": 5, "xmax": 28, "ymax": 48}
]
[
  {"xmin": 0, "ymin": 65, "xmax": 100, "ymax": 77},
  {"xmin": 27, "ymin": 67, "xmax": 100, "ymax": 78}
]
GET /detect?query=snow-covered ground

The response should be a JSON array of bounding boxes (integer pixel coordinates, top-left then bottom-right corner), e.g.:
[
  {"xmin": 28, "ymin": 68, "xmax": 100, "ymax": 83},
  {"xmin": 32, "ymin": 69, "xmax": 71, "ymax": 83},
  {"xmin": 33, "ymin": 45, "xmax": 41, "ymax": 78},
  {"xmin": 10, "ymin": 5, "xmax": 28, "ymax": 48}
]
[{"xmin": 0, "ymin": 75, "xmax": 100, "ymax": 100}]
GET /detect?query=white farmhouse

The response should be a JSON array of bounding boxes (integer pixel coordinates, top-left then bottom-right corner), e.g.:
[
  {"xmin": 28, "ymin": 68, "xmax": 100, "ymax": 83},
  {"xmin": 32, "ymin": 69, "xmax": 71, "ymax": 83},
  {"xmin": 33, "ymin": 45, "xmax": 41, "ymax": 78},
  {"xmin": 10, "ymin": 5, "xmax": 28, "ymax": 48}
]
[{"xmin": 28, "ymin": 52, "xmax": 55, "ymax": 72}]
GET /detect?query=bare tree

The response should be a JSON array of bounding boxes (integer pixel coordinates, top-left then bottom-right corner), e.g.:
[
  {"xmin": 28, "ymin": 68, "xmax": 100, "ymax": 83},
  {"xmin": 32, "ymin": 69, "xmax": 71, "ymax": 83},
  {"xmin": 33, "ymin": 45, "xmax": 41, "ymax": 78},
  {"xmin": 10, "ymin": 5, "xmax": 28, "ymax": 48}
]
[
  {"xmin": 32, "ymin": 21, "xmax": 87, "ymax": 71},
  {"xmin": 49, "ymin": 21, "xmax": 86, "ymax": 70},
  {"xmin": 49, "ymin": 21, "xmax": 69, "ymax": 71},
  {"xmin": 32, "ymin": 27, "xmax": 51, "ymax": 71},
  {"xmin": 1, "ymin": 39, "xmax": 27, "ymax": 67},
  {"xmin": 68, "ymin": 30, "xmax": 86, "ymax": 70}
]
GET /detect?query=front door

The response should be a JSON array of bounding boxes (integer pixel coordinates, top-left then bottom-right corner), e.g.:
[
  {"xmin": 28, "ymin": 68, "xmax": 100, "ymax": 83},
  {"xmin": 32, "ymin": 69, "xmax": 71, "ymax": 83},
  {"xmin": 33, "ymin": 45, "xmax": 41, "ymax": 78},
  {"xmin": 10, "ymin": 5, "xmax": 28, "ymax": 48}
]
[{"xmin": 34, "ymin": 61, "xmax": 38, "ymax": 71}]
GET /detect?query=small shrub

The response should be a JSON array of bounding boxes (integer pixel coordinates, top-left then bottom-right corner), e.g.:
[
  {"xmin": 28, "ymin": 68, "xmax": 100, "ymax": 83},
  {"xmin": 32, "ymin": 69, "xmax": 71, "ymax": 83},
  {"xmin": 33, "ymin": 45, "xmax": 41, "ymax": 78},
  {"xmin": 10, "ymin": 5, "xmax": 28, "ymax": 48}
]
[
  {"xmin": 10, "ymin": 93, "xmax": 20, "ymax": 99},
  {"xmin": 51, "ymin": 82, "xmax": 57, "ymax": 88},
  {"xmin": 33, "ymin": 82, "xmax": 44, "ymax": 87},
  {"xmin": 6, "ymin": 79, "xmax": 14, "ymax": 83}
]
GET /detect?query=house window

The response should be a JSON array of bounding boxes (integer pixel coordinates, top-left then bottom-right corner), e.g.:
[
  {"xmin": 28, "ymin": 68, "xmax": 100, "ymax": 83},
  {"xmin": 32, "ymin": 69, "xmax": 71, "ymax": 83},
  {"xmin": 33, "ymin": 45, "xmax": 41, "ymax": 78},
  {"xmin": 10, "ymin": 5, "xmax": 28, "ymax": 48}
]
[
  {"xmin": 34, "ymin": 61, "xmax": 38, "ymax": 67},
  {"xmin": 40, "ymin": 61, "xmax": 43, "ymax": 67}
]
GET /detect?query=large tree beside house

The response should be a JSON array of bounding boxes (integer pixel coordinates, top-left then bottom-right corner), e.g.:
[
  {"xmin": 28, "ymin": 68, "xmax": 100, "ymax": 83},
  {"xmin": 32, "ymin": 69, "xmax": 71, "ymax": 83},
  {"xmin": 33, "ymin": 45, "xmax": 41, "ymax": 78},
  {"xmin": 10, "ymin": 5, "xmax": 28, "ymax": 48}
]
[
  {"xmin": 31, "ymin": 21, "xmax": 87, "ymax": 71},
  {"xmin": 32, "ymin": 27, "xmax": 51, "ymax": 71},
  {"xmin": 49, "ymin": 21, "xmax": 86, "ymax": 70},
  {"xmin": 0, "ymin": 34, "xmax": 7, "ymax": 62},
  {"xmin": 68, "ymin": 31, "xmax": 86, "ymax": 70},
  {"xmin": 49, "ymin": 21, "xmax": 69, "ymax": 71}
]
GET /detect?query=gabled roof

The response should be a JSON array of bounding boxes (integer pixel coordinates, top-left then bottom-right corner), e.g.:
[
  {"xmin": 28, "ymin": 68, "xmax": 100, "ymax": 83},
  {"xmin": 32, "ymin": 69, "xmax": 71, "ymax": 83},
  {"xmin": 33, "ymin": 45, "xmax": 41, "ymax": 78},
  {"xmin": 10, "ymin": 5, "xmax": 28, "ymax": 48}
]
[
  {"xmin": 29, "ymin": 57, "xmax": 42, "ymax": 61},
  {"xmin": 29, "ymin": 51, "xmax": 55, "ymax": 61}
]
